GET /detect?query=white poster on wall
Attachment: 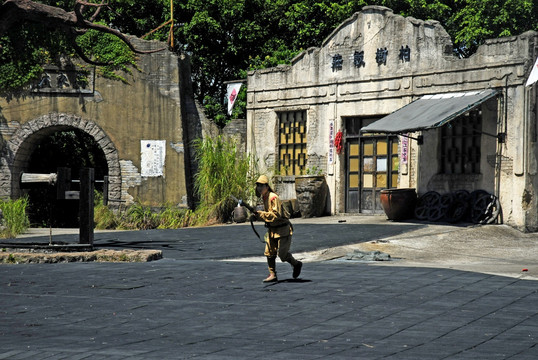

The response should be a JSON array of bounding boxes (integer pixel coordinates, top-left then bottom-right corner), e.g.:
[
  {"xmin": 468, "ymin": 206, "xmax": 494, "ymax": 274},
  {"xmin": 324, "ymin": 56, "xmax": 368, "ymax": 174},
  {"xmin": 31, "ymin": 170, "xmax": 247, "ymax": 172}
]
[
  {"xmin": 327, "ymin": 120, "xmax": 335, "ymax": 175},
  {"xmin": 399, "ymin": 135, "xmax": 409, "ymax": 175},
  {"xmin": 141, "ymin": 140, "xmax": 166, "ymax": 177},
  {"xmin": 328, "ymin": 120, "xmax": 335, "ymax": 165}
]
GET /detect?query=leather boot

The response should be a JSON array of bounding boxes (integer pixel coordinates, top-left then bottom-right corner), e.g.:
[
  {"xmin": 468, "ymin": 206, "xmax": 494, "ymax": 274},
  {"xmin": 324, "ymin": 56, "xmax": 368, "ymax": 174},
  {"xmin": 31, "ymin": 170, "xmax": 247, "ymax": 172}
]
[
  {"xmin": 292, "ymin": 261, "xmax": 303, "ymax": 279},
  {"xmin": 263, "ymin": 256, "xmax": 278, "ymax": 283},
  {"xmin": 263, "ymin": 273, "xmax": 278, "ymax": 283},
  {"xmin": 285, "ymin": 253, "xmax": 302, "ymax": 279}
]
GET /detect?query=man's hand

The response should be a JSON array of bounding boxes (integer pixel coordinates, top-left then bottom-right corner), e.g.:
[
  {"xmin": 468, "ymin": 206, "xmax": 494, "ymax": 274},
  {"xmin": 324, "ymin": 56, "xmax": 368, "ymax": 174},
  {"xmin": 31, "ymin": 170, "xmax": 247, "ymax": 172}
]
[
  {"xmin": 242, "ymin": 202, "xmax": 256, "ymax": 214},
  {"xmin": 230, "ymin": 195, "xmax": 256, "ymax": 214}
]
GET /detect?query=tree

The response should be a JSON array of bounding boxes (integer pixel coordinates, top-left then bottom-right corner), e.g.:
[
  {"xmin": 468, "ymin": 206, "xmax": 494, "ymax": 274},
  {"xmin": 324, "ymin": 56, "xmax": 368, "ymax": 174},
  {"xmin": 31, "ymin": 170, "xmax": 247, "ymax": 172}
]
[
  {"xmin": 174, "ymin": 0, "xmax": 267, "ymax": 125},
  {"xmin": 174, "ymin": 0, "xmax": 368, "ymax": 125},
  {"xmin": 451, "ymin": 0, "xmax": 537, "ymax": 54},
  {"xmin": 1, "ymin": 0, "xmax": 162, "ymax": 61},
  {"xmin": 1, "ymin": 0, "xmax": 537, "ymax": 122},
  {"xmin": 378, "ymin": 0, "xmax": 537, "ymax": 56},
  {"xmin": 0, "ymin": 0, "xmax": 167, "ymax": 92},
  {"xmin": 278, "ymin": 0, "xmax": 367, "ymax": 50}
]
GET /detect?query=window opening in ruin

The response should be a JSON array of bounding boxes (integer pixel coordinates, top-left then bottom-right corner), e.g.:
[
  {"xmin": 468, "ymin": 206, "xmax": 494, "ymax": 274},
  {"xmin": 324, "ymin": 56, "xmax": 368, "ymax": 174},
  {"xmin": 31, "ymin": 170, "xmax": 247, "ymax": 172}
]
[
  {"xmin": 440, "ymin": 109, "xmax": 482, "ymax": 174},
  {"xmin": 278, "ymin": 111, "xmax": 307, "ymax": 176}
]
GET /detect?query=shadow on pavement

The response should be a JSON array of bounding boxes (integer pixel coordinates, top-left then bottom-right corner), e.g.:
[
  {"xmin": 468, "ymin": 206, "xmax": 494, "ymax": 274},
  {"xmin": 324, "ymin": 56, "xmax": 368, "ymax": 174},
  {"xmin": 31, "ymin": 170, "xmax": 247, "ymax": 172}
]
[{"xmin": 5, "ymin": 222, "xmax": 429, "ymax": 260}]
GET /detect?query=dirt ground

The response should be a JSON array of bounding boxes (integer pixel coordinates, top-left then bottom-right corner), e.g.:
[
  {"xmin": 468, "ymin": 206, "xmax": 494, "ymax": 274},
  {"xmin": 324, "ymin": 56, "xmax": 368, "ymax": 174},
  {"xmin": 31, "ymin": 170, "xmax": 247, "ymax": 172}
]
[
  {"xmin": 0, "ymin": 249, "xmax": 162, "ymax": 264},
  {"xmin": 299, "ymin": 222, "xmax": 538, "ymax": 281}
]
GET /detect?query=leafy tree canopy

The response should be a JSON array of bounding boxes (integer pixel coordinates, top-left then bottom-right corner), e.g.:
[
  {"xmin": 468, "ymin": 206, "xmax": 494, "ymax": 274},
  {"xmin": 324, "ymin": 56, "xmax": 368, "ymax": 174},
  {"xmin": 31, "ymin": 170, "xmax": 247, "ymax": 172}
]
[
  {"xmin": 1, "ymin": 0, "xmax": 537, "ymax": 124},
  {"xmin": 0, "ymin": 0, "xmax": 168, "ymax": 93}
]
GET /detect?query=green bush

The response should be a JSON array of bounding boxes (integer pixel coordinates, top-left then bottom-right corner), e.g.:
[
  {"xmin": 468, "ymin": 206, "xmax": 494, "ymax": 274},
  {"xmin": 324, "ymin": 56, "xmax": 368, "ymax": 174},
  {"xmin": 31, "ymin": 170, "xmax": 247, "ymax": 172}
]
[
  {"xmin": 94, "ymin": 192, "xmax": 198, "ymax": 230},
  {"xmin": 123, "ymin": 202, "xmax": 159, "ymax": 230},
  {"xmin": 94, "ymin": 192, "xmax": 120, "ymax": 230},
  {"xmin": 0, "ymin": 197, "xmax": 30, "ymax": 238},
  {"xmin": 157, "ymin": 205, "xmax": 196, "ymax": 229},
  {"xmin": 193, "ymin": 136, "xmax": 258, "ymax": 224}
]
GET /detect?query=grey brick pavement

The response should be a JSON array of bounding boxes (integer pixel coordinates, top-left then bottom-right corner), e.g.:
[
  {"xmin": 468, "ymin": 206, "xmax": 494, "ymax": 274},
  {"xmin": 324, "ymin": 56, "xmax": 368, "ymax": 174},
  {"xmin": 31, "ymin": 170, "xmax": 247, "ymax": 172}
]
[{"xmin": 1, "ymin": 220, "xmax": 537, "ymax": 359}]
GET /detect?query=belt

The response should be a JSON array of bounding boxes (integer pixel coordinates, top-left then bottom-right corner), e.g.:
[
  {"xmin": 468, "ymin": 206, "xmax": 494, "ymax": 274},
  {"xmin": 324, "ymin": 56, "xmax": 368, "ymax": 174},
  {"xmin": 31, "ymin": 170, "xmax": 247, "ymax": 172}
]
[{"xmin": 265, "ymin": 222, "xmax": 288, "ymax": 229}]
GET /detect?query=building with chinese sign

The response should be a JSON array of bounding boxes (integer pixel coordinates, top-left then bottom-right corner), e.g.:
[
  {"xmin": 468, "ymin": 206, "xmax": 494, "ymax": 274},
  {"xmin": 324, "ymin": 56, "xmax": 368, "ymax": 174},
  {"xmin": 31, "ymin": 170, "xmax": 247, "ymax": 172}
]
[{"xmin": 246, "ymin": 6, "xmax": 538, "ymax": 231}]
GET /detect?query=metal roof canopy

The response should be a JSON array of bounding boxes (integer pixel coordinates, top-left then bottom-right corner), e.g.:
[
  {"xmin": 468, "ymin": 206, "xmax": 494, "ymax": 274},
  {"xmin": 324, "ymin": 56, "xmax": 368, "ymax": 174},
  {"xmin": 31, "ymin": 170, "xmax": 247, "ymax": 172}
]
[{"xmin": 360, "ymin": 89, "xmax": 500, "ymax": 136}]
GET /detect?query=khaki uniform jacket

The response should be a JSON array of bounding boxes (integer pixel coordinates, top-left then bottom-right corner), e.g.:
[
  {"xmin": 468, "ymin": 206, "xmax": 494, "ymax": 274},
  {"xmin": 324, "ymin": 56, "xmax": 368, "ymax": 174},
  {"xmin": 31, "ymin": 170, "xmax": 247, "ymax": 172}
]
[{"xmin": 257, "ymin": 191, "xmax": 291, "ymax": 238}]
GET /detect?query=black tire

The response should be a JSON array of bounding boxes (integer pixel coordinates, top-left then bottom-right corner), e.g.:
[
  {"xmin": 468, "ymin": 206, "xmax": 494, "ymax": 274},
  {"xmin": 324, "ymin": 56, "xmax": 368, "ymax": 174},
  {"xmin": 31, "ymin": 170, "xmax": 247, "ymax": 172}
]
[
  {"xmin": 445, "ymin": 199, "xmax": 469, "ymax": 223},
  {"xmin": 427, "ymin": 193, "xmax": 453, "ymax": 222},
  {"xmin": 414, "ymin": 191, "xmax": 440, "ymax": 220},
  {"xmin": 472, "ymin": 193, "xmax": 501, "ymax": 224}
]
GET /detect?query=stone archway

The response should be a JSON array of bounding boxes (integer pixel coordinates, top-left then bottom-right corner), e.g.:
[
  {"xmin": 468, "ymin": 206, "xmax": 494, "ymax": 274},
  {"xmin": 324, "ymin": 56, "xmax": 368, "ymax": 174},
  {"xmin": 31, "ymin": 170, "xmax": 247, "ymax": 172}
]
[{"xmin": 0, "ymin": 113, "xmax": 121, "ymax": 205}]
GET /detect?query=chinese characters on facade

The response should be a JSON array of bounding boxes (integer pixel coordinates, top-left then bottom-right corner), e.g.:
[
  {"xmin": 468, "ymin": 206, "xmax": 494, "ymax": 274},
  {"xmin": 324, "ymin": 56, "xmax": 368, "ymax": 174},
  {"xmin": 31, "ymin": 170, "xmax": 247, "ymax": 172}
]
[{"xmin": 331, "ymin": 45, "xmax": 410, "ymax": 70}]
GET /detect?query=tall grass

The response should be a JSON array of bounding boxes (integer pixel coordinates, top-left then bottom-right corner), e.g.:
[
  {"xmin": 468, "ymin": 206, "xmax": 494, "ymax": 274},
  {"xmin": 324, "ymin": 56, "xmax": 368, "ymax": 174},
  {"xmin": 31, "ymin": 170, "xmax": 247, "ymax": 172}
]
[
  {"xmin": 94, "ymin": 191, "xmax": 120, "ymax": 229},
  {"xmin": 193, "ymin": 136, "xmax": 258, "ymax": 223},
  {"xmin": 123, "ymin": 202, "xmax": 159, "ymax": 230},
  {"xmin": 0, "ymin": 197, "xmax": 30, "ymax": 238},
  {"xmin": 157, "ymin": 205, "xmax": 196, "ymax": 229}
]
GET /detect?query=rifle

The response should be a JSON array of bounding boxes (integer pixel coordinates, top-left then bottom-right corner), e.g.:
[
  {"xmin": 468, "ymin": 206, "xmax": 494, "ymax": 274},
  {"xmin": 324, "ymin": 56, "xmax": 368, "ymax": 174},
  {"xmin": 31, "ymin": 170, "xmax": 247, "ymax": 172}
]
[{"xmin": 230, "ymin": 195, "xmax": 263, "ymax": 242}]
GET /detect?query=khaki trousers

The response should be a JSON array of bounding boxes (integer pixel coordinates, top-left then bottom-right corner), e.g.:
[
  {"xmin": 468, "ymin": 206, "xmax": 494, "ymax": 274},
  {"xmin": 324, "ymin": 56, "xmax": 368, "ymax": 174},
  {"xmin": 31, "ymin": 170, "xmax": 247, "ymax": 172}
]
[{"xmin": 264, "ymin": 233, "xmax": 298, "ymax": 268}]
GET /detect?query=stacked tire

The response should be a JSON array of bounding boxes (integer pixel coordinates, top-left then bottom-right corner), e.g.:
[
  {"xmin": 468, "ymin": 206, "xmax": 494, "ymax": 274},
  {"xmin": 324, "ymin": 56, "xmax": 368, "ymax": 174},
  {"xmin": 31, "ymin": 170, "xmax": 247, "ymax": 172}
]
[{"xmin": 414, "ymin": 190, "xmax": 501, "ymax": 224}]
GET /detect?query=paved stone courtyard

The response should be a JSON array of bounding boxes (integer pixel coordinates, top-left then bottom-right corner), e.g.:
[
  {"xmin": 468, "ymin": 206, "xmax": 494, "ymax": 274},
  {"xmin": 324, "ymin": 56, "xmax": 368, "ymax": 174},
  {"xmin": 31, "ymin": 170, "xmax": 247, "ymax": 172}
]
[{"xmin": 1, "ymin": 217, "xmax": 537, "ymax": 359}]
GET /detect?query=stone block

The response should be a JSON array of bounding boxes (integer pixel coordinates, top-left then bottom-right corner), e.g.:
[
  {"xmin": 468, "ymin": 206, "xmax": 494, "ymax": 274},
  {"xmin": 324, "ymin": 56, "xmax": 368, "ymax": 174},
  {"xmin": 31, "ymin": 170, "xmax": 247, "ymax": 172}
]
[{"xmin": 295, "ymin": 175, "xmax": 329, "ymax": 218}]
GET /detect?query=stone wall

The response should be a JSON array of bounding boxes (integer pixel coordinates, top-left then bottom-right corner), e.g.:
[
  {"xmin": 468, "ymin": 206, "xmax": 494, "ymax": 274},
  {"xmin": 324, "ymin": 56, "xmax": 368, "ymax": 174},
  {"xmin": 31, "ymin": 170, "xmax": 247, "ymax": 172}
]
[
  {"xmin": 223, "ymin": 119, "xmax": 247, "ymax": 152},
  {"xmin": 0, "ymin": 37, "xmax": 201, "ymax": 209},
  {"xmin": 1, "ymin": 113, "xmax": 122, "ymax": 202}
]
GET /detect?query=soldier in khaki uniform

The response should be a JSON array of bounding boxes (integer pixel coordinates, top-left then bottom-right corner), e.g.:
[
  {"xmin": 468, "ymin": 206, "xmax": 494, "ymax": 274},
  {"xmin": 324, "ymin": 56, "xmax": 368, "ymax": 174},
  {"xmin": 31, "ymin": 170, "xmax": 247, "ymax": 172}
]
[{"xmin": 254, "ymin": 175, "xmax": 302, "ymax": 283}]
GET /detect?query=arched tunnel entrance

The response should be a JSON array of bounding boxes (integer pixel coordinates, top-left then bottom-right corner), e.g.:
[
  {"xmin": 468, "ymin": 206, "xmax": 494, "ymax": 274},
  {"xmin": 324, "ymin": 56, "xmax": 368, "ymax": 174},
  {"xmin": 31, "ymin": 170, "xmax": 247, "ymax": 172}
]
[{"xmin": 24, "ymin": 127, "xmax": 108, "ymax": 227}]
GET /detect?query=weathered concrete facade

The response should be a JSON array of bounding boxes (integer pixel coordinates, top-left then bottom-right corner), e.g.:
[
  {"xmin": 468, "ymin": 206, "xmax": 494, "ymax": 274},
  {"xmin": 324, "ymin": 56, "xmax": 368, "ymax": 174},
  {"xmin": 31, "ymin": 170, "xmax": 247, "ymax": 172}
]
[
  {"xmin": 0, "ymin": 37, "xmax": 201, "ymax": 208},
  {"xmin": 247, "ymin": 6, "xmax": 538, "ymax": 230}
]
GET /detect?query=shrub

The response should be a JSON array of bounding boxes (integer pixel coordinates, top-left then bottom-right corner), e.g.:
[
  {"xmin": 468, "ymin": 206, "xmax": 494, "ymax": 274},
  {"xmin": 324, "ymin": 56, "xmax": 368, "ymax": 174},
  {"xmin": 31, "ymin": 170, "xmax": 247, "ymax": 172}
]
[
  {"xmin": 94, "ymin": 192, "xmax": 119, "ymax": 230},
  {"xmin": 157, "ymin": 205, "xmax": 196, "ymax": 229},
  {"xmin": 123, "ymin": 202, "xmax": 159, "ymax": 230},
  {"xmin": 0, "ymin": 197, "xmax": 30, "ymax": 238},
  {"xmin": 193, "ymin": 136, "xmax": 258, "ymax": 223}
]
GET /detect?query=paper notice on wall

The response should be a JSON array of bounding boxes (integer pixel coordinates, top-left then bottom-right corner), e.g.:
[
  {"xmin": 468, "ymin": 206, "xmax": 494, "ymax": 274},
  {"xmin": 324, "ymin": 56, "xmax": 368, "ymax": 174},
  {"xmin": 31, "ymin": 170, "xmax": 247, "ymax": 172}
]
[
  {"xmin": 141, "ymin": 140, "xmax": 166, "ymax": 177},
  {"xmin": 328, "ymin": 120, "xmax": 335, "ymax": 165},
  {"xmin": 327, "ymin": 120, "xmax": 335, "ymax": 175},
  {"xmin": 400, "ymin": 135, "xmax": 408, "ymax": 165},
  {"xmin": 400, "ymin": 135, "xmax": 409, "ymax": 175}
]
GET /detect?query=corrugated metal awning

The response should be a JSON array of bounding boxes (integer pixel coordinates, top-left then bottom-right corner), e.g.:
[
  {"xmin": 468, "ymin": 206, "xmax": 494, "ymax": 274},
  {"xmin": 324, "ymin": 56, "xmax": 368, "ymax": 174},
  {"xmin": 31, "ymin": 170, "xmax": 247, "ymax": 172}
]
[{"xmin": 360, "ymin": 89, "xmax": 499, "ymax": 134}]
